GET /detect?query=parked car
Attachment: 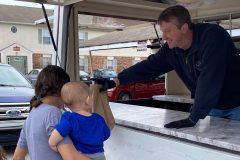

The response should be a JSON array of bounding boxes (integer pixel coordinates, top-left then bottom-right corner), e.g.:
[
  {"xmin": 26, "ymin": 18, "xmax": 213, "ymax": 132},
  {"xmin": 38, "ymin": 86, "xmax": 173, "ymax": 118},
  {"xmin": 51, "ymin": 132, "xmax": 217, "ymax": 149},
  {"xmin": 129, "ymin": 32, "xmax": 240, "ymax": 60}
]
[
  {"xmin": 25, "ymin": 69, "xmax": 42, "ymax": 86},
  {"xmin": 0, "ymin": 63, "xmax": 34, "ymax": 146},
  {"xmin": 92, "ymin": 69, "xmax": 117, "ymax": 80},
  {"xmin": 108, "ymin": 75, "xmax": 165, "ymax": 101},
  {"xmin": 26, "ymin": 69, "xmax": 91, "ymax": 85},
  {"xmin": 79, "ymin": 70, "xmax": 91, "ymax": 85}
]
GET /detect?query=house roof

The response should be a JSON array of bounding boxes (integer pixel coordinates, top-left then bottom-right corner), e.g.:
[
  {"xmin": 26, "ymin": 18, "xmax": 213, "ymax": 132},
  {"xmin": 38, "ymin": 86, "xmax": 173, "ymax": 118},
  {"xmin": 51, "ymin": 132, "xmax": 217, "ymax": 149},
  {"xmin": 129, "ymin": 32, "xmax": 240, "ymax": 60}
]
[
  {"xmin": 79, "ymin": 23, "xmax": 162, "ymax": 47},
  {"xmin": 79, "ymin": 21, "xmax": 240, "ymax": 48},
  {"xmin": 0, "ymin": 4, "xmax": 53, "ymax": 24}
]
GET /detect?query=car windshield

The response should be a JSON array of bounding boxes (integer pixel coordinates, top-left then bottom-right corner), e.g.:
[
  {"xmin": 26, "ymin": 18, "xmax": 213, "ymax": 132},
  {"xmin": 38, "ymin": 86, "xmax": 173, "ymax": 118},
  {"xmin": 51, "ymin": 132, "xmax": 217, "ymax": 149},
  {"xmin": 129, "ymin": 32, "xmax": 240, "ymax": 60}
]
[
  {"xmin": 104, "ymin": 70, "xmax": 117, "ymax": 77},
  {"xmin": 0, "ymin": 65, "xmax": 32, "ymax": 87},
  {"xmin": 80, "ymin": 70, "xmax": 89, "ymax": 76}
]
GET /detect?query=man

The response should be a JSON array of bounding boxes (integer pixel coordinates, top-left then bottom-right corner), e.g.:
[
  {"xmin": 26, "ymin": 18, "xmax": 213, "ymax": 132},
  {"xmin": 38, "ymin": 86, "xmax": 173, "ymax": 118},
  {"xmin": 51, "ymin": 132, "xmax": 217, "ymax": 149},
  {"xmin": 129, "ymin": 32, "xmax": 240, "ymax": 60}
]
[{"xmin": 93, "ymin": 5, "xmax": 240, "ymax": 129}]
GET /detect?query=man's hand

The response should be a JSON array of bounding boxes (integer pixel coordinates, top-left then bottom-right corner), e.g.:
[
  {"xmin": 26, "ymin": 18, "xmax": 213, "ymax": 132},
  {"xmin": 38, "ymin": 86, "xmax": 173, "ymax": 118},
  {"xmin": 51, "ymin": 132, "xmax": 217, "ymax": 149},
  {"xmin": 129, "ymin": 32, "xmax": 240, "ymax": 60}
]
[
  {"xmin": 91, "ymin": 78, "xmax": 116, "ymax": 92},
  {"xmin": 164, "ymin": 118, "xmax": 196, "ymax": 129}
]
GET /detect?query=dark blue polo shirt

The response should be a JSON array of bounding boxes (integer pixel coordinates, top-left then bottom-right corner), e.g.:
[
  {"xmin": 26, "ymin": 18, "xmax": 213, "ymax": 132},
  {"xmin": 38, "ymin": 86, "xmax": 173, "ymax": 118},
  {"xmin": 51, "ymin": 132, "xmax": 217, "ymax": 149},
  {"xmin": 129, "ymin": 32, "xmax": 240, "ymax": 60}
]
[{"xmin": 118, "ymin": 23, "xmax": 240, "ymax": 122}]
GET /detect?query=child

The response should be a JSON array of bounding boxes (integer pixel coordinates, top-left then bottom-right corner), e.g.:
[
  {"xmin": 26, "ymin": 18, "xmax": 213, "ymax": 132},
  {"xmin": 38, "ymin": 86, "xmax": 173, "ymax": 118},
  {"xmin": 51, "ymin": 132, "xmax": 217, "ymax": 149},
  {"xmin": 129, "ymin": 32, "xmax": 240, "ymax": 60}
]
[{"xmin": 49, "ymin": 81, "xmax": 110, "ymax": 160}]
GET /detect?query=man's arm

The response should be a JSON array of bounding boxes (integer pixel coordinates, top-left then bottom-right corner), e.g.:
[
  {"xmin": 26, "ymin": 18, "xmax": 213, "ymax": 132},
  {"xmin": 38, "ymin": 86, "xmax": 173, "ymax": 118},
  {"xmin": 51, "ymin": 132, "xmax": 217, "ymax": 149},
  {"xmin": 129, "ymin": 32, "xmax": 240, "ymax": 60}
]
[
  {"xmin": 118, "ymin": 46, "xmax": 173, "ymax": 85},
  {"xmin": 58, "ymin": 144, "xmax": 91, "ymax": 160},
  {"xmin": 13, "ymin": 146, "xmax": 28, "ymax": 160},
  {"xmin": 49, "ymin": 129, "xmax": 64, "ymax": 152},
  {"xmin": 92, "ymin": 45, "xmax": 173, "ymax": 91}
]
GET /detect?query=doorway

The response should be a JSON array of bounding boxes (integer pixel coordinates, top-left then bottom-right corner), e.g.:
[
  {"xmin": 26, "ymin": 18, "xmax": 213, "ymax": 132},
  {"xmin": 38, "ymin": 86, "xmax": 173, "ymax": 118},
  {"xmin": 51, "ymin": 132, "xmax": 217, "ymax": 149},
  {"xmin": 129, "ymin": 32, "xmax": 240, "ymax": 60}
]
[{"xmin": 7, "ymin": 56, "xmax": 27, "ymax": 75}]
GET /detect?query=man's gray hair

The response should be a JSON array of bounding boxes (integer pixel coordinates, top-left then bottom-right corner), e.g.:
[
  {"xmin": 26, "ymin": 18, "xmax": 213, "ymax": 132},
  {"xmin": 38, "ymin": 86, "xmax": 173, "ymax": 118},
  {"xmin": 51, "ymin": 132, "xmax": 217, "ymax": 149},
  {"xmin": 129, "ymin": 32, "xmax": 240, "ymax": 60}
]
[{"xmin": 158, "ymin": 5, "xmax": 193, "ymax": 29}]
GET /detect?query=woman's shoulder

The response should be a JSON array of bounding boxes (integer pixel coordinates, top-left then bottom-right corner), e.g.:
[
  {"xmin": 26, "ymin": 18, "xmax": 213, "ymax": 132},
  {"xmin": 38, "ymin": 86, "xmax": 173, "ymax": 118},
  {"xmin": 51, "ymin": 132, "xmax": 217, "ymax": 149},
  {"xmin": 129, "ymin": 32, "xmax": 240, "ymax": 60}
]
[
  {"xmin": 31, "ymin": 103, "xmax": 62, "ymax": 116},
  {"xmin": 45, "ymin": 104, "xmax": 62, "ymax": 114}
]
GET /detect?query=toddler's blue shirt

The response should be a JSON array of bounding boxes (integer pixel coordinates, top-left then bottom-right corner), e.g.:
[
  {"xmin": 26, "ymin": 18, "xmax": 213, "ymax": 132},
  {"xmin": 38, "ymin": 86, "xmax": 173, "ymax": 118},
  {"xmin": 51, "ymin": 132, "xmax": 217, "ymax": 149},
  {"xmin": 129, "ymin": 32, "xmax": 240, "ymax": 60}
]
[{"xmin": 55, "ymin": 111, "xmax": 110, "ymax": 154}]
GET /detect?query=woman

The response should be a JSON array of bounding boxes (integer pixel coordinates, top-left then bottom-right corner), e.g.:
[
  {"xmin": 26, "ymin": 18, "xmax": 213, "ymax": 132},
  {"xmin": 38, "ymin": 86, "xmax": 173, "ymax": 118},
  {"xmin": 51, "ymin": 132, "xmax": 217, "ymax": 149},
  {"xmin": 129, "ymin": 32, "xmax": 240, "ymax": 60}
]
[{"xmin": 13, "ymin": 65, "xmax": 90, "ymax": 160}]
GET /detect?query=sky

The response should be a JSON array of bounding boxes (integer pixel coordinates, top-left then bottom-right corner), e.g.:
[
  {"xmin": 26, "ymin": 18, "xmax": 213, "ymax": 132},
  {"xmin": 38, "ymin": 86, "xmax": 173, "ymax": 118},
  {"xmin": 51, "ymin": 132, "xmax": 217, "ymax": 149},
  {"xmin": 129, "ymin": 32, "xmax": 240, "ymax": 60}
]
[{"xmin": 0, "ymin": 0, "xmax": 54, "ymax": 9}]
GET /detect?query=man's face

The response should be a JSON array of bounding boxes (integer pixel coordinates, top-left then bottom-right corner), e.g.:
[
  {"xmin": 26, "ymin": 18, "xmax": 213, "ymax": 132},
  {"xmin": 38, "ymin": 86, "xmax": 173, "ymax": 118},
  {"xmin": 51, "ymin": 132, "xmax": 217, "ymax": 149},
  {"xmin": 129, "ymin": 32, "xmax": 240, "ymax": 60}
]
[{"xmin": 159, "ymin": 20, "xmax": 185, "ymax": 49}]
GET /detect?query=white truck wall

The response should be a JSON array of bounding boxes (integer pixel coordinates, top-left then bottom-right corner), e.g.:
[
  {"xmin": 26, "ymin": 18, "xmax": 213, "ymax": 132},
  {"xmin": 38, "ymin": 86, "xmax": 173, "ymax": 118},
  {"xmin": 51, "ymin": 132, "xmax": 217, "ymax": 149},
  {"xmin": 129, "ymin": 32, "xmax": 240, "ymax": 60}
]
[{"xmin": 105, "ymin": 126, "xmax": 240, "ymax": 160}]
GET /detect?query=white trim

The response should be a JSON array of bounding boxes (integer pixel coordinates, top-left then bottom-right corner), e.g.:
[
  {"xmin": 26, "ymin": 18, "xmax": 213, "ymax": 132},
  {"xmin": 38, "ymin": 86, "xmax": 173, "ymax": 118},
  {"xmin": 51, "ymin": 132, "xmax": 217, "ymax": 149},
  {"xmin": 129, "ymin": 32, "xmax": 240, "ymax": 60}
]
[
  {"xmin": 35, "ymin": 16, "xmax": 54, "ymax": 25},
  {"xmin": 80, "ymin": 42, "xmax": 138, "ymax": 51},
  {"xmin": 107, "ymin": 57, "xmax": 114, "ymax": 60}
]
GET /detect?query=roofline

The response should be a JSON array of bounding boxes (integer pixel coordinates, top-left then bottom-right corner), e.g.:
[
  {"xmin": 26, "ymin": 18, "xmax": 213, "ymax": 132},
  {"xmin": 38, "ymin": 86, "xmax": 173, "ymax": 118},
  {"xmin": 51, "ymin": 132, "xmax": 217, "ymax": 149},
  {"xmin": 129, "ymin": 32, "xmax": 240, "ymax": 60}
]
[
  {"xmin": 0, "ymin": 42, "xmax": 34, "ymax": 53},
  {"xmin": 35, "ymin": 15, "xmax": 54, "ymax": 24},
  {"xmin": 0, "ymin": 21, "xmax": 36, "ymax": 25},
  {"xmin": 79, "ymin": 42, "xmax": 138, "ymax": 51}
]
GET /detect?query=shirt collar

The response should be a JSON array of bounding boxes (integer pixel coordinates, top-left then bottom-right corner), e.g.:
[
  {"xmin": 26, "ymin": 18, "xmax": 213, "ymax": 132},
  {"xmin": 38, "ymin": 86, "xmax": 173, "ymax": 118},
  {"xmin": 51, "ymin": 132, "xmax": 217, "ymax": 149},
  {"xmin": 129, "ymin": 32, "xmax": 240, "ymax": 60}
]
[{"xmin": 189, "ymin": 24, "xmax": 198, "ymax": 54}]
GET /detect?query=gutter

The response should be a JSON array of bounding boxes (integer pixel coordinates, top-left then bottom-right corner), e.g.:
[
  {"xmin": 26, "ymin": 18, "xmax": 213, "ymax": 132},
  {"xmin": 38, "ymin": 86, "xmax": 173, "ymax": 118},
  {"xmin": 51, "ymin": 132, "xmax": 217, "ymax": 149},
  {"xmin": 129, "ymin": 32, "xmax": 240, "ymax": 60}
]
[
  {"xmin": 80, "ymin": 42, "xmax": 138, "ymax": 51},
  {"xmin": 0, "ymin": 21, "xmax": 35, "ymax": 25}
]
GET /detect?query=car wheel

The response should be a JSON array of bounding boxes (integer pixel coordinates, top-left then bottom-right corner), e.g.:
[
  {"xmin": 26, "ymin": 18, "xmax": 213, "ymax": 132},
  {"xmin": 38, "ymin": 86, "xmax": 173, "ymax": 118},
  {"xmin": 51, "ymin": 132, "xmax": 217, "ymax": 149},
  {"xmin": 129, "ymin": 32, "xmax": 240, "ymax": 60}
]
[{"xmin": 118, "ymin": 91, "xmax": 132, "ymax": 101}]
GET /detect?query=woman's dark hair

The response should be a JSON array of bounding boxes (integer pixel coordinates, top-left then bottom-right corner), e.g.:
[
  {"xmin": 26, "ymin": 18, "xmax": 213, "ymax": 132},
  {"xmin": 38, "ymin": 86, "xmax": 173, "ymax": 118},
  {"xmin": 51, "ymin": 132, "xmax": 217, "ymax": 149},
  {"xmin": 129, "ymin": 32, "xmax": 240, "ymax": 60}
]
[
  {"xmin": 30, "ymin": 65, "xmax": 70, "ymax": 110},
  {"xmin": 0, "ymin": 146, "xmax": 6, "ymax": 160},
  {"xmin": 157, "ymin": 5, "xmax": 193, "ymax": 29}
]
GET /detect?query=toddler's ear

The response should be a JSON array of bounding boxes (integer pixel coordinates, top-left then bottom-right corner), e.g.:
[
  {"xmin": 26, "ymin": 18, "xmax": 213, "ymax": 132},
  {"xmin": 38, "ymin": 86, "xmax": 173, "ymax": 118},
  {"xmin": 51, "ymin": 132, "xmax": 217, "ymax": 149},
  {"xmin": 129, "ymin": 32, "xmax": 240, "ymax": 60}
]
[{"xmin": 86, "ymin": 96, "xmax": 90, "ymax": 105}]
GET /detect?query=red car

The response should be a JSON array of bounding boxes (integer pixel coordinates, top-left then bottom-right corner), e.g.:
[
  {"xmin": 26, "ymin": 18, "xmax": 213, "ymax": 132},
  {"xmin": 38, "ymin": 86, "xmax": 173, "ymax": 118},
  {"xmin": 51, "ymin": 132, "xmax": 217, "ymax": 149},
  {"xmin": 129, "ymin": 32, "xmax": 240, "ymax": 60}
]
[{"xmin": 108, "ymin": 76, "xmax": 165, "ymax": 101}]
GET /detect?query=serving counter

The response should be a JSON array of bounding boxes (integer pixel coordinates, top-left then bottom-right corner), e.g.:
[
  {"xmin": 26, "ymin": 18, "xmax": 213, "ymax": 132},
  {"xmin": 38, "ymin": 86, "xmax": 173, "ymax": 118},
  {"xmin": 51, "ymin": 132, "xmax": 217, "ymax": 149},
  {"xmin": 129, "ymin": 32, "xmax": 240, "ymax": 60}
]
[{"xmin": 105, "ymin": 102, "xmax": 240, "ymax": 160}]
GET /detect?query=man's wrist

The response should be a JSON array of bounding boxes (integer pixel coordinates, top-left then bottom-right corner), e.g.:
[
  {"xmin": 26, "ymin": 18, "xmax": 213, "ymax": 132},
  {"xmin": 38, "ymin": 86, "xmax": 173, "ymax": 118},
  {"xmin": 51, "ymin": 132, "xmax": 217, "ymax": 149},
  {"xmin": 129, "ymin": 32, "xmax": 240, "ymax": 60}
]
[{"xmin": 188, "ymin": 116, "xmax": 198, "ymax": 124}]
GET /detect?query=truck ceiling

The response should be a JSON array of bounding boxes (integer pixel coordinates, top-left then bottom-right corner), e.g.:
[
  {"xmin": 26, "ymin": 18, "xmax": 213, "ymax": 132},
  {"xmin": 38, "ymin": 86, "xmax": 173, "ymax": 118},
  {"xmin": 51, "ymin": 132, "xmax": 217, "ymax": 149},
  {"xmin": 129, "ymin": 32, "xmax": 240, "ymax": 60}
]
[{"xmin": 16, "ymin": 0, "xmax": 240, "ymax": 21}]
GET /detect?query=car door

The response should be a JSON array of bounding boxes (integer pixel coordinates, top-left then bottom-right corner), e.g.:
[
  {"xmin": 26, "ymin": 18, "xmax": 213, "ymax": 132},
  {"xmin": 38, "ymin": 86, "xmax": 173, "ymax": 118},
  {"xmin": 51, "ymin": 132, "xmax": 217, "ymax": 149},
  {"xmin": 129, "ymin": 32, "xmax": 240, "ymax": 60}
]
[
  {"xmin": 26, "ymin": 70, "xmax": 39, "ymax": 85},
  {"xmin": 147, "ymin": 79, "xmax": 165, "ymax": 96},
  {"xmin": 133, "ymin": 77, "xmax": 165, "ymax": 99},
  {"xmin": 134, "ymin": 81, "xmax": 149, "ymax": 99}
]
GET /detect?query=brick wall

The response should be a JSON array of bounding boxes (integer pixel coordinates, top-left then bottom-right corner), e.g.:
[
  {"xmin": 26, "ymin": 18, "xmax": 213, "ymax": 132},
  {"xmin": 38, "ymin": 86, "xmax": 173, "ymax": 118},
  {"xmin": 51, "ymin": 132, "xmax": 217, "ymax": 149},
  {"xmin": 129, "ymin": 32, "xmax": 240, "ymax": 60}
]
[
  {"xmin": 32, "ymin": 53, "xmax": 42, "ymax": 69},
  {"xmin": 116, "ymin": 57, "xmax": 133, "ymax": 73},
  {"xmin": 32, "ymin": 54, "xmax": 147, "ymax": 73},
  {"xmin": 32, "ymin": 53, "xmax": 52, "ymax": 69},
  {"xmin": 90, "ymin": 56, "xmax": 105, "ymax": 70},
  {"xmin": 85, "ymin": 56, "xmax": 147, "ymax": 73}
]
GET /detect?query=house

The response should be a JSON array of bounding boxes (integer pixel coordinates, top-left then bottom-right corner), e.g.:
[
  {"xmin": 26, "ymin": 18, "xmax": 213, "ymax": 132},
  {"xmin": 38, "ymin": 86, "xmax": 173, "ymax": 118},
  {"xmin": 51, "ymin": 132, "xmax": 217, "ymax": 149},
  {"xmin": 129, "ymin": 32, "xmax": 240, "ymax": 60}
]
[
  {"xmin": 0, "ymin": 5, "xmax": 54, "ymax": 74},
  {"xmin": 79, "ymin": 23, "xmax": 162, "ymax": 74},
  {"xmin": 0, "ymin": 4, "xmax": 144, "ymax": 74}
]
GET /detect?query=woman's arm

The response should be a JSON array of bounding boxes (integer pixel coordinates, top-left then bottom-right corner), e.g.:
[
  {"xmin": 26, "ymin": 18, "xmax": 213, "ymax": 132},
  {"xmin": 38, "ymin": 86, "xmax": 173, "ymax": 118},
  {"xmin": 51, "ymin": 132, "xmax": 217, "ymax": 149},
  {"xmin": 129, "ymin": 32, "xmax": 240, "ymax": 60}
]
[
  {"xmin": 49, "ymin": 129, "xmax": 64, "ymax": 152},
  {"xmin": 58, "ymin": 144, "xmax": 91, "ymax": 160},
  {"xmin": 13, "ymin": 146, "xmax": 28, "ymax": 160}
]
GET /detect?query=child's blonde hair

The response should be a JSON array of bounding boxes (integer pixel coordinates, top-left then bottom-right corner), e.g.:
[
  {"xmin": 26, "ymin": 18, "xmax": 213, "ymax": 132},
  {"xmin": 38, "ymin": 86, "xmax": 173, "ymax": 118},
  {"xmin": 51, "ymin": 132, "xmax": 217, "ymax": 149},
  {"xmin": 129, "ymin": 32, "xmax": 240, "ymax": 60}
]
[{"xmin": 61, "ymin": 81, "xmax": 90, "ymax": 106}]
